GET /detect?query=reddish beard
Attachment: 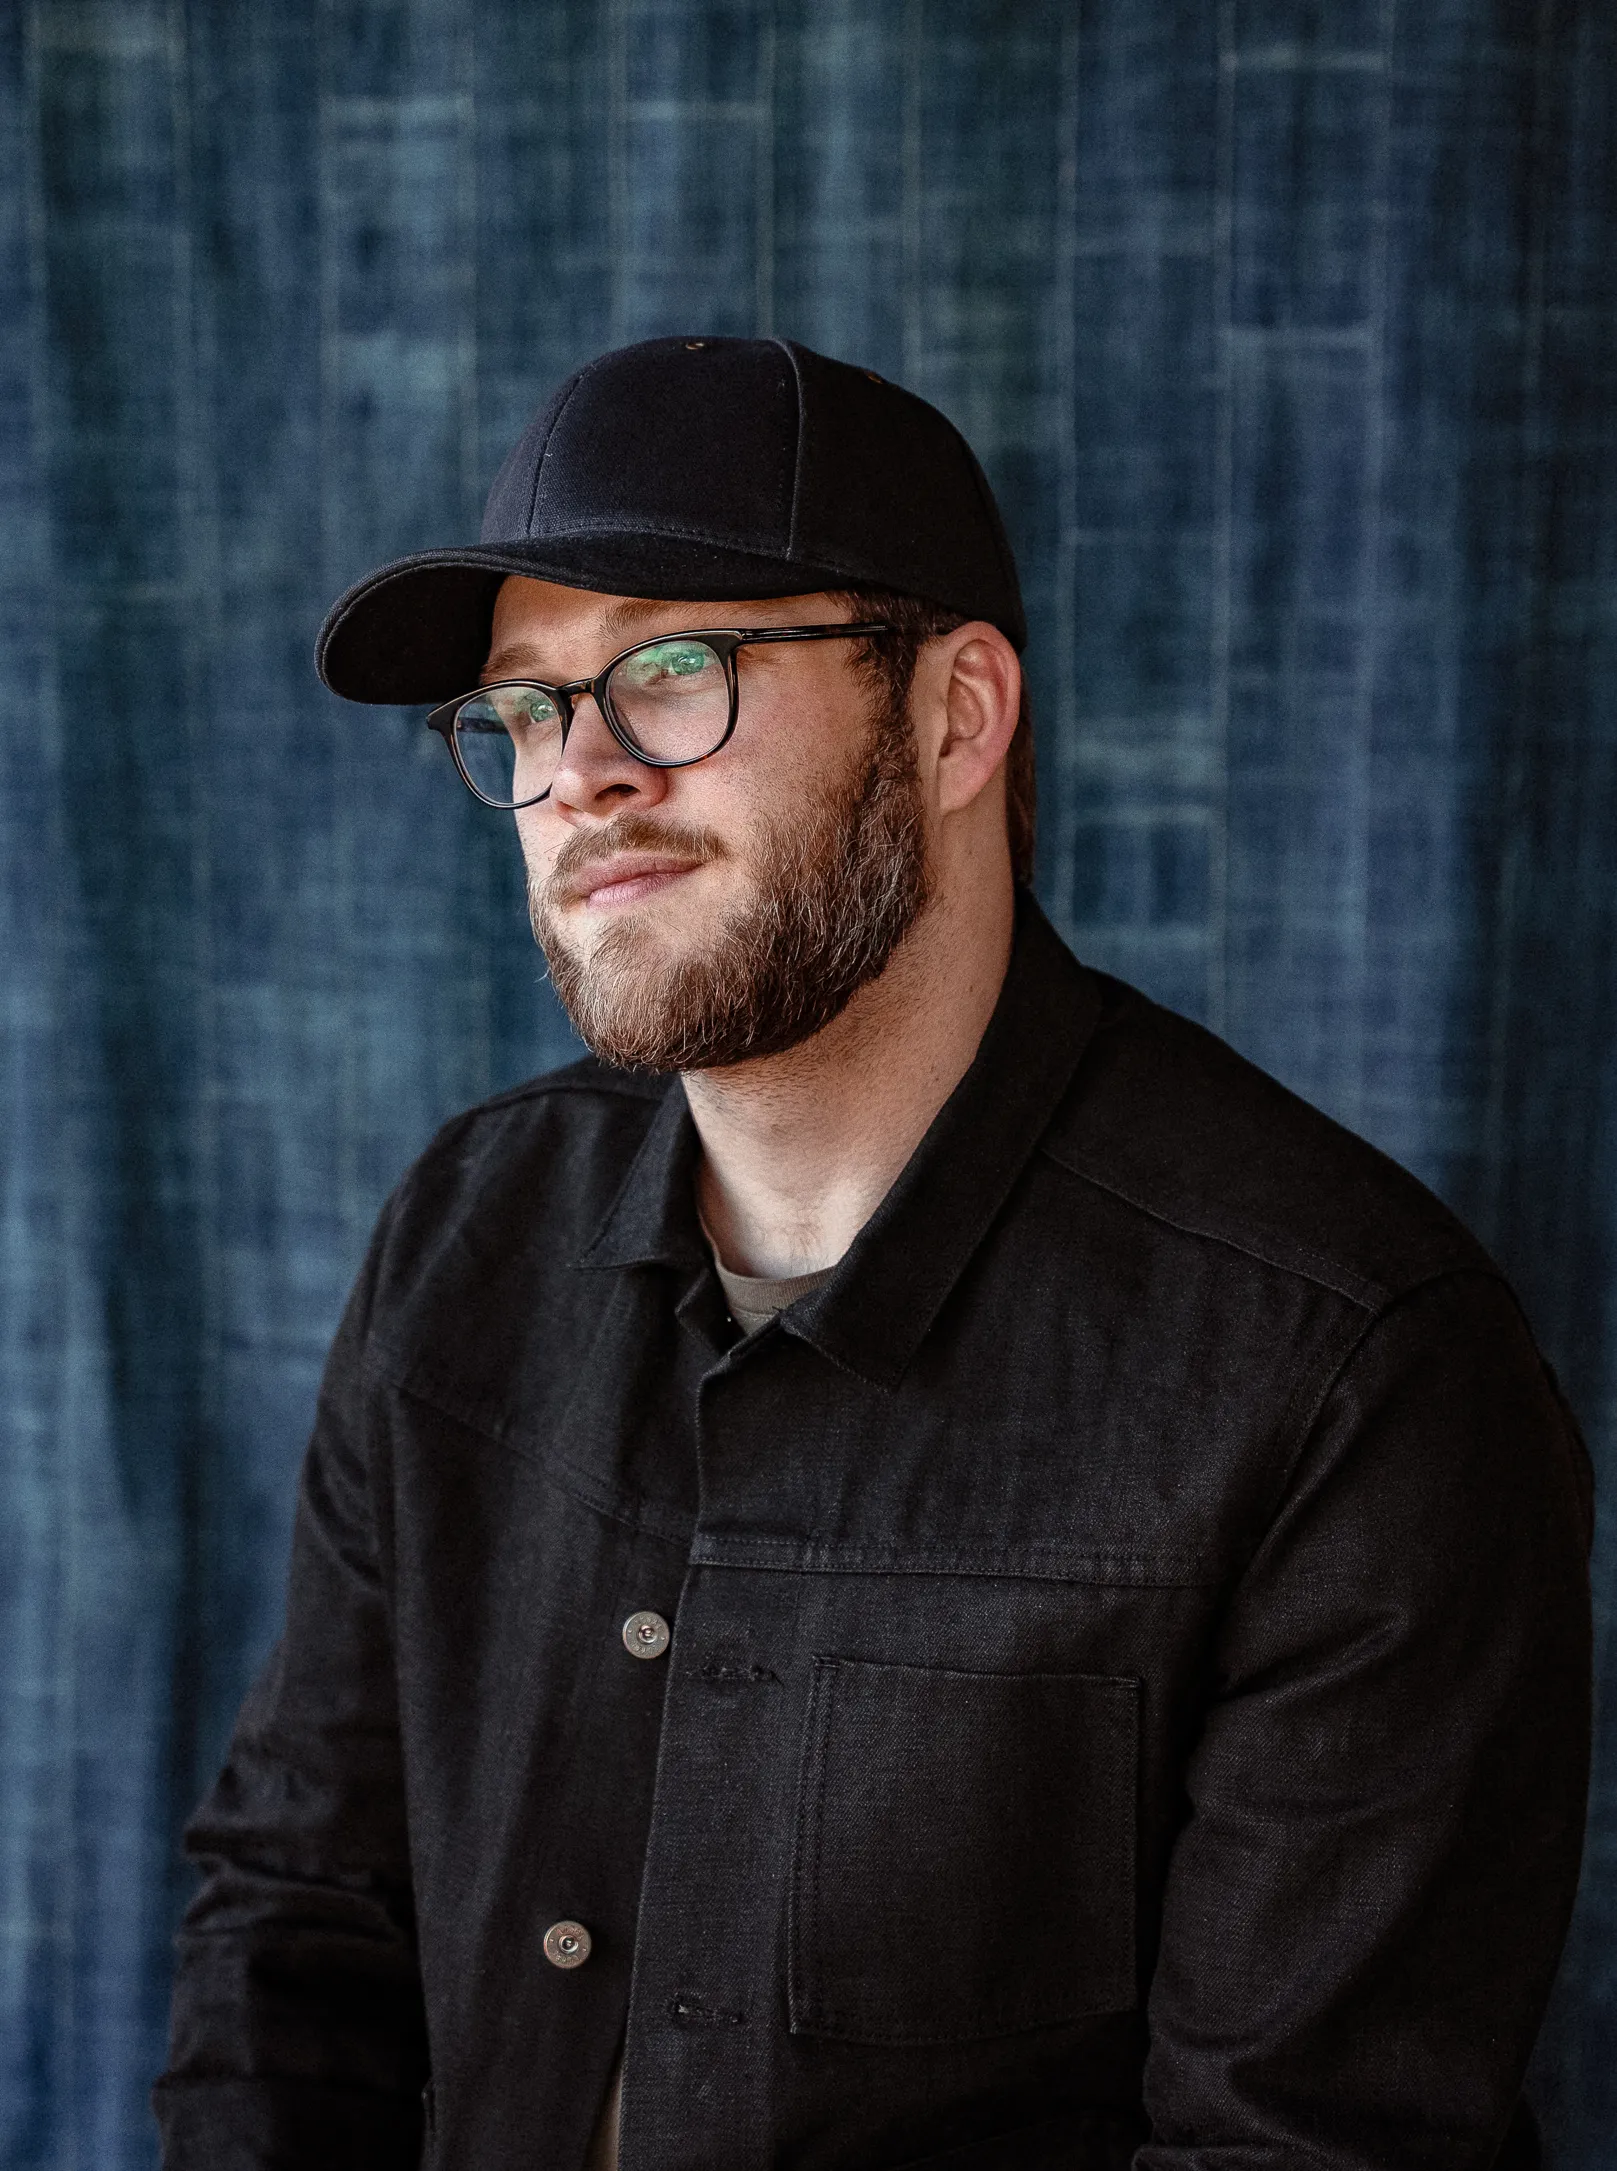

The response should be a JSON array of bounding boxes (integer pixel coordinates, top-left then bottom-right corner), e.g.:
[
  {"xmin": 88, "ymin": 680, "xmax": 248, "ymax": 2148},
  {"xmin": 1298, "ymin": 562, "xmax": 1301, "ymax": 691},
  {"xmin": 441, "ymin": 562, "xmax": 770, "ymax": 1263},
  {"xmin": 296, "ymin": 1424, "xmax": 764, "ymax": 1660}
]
[{"xmin": 529, "ymin": 701, "xmax": 932, "ymax": 1072}]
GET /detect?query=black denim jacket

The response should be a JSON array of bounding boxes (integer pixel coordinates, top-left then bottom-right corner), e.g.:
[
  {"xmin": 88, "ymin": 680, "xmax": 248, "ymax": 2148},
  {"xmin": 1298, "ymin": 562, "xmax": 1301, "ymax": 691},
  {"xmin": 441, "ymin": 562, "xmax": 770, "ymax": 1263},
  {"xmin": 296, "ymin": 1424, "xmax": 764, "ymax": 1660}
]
[{"xmin": 156, "ymin": 896, "xmax": 1592, "ymax": 2171}]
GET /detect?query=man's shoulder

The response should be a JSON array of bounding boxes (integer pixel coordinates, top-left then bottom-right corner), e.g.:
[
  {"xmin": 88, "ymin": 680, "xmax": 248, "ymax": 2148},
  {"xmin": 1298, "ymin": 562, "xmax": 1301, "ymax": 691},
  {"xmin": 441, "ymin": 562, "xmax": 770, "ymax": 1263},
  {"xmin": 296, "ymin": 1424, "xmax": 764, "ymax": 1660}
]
[
  {"xmin": 444, "ymin": 1052, "xmax": 664, "ymax": 1129},
  {"xmin": 383, "ymin": 1055, "xmax": 671, "ymax": 1251},
  {"xmin": 1041, "ymin": 969, "xmax": 1494, "ymax": 1312}
]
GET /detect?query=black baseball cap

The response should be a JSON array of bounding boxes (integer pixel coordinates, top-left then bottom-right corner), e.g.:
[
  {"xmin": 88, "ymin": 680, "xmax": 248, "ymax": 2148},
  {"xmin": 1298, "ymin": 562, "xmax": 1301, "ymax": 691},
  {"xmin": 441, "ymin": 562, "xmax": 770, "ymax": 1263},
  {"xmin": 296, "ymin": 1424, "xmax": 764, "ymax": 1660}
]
[{"xmin": 315, "ymin": 335, "xmax": 1026, "ymax": 704}]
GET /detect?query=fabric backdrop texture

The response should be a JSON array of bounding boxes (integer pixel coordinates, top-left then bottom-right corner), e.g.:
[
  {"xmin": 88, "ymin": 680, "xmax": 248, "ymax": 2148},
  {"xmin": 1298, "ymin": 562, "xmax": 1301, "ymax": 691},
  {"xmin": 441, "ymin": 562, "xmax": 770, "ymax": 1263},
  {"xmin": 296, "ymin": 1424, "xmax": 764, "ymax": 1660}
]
[{"xmin": 1, "ymin": 2, "xmax": 1614, "ymax": 2165}]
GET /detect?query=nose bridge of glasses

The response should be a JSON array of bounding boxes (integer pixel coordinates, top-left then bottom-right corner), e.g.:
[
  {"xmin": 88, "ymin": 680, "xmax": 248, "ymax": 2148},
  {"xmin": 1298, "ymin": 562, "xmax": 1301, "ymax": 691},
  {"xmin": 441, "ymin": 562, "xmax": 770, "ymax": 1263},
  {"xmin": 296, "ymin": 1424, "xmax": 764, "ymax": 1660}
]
[
  {"xmin": 554, "ymin": 672, "xmax": 600, "ymax": 709},
  {"xmin": 548, "ymin": 671, "xmax": 640, "ymax": 777}
]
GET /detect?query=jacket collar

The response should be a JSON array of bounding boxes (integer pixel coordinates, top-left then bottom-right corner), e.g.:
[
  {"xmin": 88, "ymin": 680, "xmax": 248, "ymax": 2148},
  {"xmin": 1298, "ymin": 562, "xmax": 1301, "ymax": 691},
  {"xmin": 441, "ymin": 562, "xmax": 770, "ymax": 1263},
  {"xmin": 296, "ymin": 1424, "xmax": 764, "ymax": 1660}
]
[
  {"xmin": 576, "ymin": 1078, "xmax": 709, "ymax": 1273},
  {"xmin": 577, "ymin": 891, "xmax": 1102, "ymax": 1388}
]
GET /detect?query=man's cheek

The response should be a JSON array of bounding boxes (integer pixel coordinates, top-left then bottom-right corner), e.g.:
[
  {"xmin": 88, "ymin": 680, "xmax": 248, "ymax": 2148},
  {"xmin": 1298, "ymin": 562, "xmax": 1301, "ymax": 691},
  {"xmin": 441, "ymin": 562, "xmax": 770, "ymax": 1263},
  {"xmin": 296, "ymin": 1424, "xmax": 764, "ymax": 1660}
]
[{"xmin": 514, "ymin": 823, "xmax": 553, "ymax": 882}]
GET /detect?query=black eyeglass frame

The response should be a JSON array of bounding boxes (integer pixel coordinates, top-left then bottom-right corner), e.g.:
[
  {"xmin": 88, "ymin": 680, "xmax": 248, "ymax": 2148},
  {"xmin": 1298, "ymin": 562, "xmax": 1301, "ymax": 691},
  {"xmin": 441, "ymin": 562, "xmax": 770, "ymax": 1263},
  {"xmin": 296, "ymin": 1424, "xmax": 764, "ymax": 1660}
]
[{"xmin": 426, "ymin": 621, "xmax": 894, "ymax": 809}]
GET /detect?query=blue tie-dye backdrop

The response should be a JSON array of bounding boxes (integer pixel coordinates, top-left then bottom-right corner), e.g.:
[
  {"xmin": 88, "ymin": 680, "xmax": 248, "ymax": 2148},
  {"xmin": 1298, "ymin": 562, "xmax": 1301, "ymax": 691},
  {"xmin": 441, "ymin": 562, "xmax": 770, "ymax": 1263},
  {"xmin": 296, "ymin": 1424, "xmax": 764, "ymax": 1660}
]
[{"xmin": 2, "ymin": 3, "xmax": 1613, "ymax": 2165}]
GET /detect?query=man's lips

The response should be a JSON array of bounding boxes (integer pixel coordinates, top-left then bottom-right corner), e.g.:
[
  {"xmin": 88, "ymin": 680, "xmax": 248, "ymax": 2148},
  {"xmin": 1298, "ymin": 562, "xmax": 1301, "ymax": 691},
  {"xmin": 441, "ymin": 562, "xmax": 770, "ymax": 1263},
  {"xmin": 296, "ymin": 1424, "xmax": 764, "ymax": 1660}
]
[{"xmin": 563, "ymin": 852, "xmax": 705, "ymax": 910}]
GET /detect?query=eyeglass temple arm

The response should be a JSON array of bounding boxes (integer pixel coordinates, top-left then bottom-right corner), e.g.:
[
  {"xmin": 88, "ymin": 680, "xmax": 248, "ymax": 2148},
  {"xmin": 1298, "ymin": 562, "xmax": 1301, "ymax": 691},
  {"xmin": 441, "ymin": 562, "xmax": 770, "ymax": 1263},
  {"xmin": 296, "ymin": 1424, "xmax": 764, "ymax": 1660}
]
[{"xmin": 733, "ymin": 621, "xmax": 892, "ymax": 648}]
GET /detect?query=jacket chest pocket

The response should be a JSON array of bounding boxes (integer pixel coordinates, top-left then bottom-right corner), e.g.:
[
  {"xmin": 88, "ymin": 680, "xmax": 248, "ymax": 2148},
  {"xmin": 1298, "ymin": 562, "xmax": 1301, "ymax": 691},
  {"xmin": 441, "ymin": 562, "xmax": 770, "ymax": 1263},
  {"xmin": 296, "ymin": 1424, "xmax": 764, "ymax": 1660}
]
[{"xmin": 787, "ymin": 1657, "xmax": 1139, "ymax": 2046}]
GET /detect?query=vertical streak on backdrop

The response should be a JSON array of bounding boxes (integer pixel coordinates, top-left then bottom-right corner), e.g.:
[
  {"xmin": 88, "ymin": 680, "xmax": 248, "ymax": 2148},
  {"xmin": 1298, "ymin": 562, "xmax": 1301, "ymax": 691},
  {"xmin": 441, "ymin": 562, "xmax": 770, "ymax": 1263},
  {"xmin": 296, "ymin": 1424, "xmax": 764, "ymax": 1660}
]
[{"xmin": 0, "ymin": 1, "xmax": 1612, "ymax": 2164}]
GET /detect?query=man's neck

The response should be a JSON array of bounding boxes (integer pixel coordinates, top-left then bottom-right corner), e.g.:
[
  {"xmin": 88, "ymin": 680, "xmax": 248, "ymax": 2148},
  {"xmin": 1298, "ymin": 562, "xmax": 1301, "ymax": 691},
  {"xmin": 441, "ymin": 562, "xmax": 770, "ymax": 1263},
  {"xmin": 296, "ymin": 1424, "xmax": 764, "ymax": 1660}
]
[{"xmin": 685, "ymin": 877, "xmax": 1016, "ymax": 1278}]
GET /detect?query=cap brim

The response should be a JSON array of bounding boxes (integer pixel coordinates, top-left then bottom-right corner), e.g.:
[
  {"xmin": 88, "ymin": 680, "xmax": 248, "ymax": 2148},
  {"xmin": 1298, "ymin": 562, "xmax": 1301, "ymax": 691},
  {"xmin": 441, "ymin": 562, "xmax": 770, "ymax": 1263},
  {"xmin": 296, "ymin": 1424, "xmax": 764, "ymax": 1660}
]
[{"xmin": 315, "ymin": 536, "xmax": 894, "ymax": 704}]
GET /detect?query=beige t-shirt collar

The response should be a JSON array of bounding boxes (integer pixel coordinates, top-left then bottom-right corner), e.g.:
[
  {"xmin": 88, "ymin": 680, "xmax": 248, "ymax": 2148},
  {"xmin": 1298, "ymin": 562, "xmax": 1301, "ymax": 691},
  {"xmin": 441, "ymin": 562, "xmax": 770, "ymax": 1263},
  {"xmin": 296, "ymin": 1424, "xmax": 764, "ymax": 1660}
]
[{"xmin": 712, "ymin": 1255, "xmax": 835, "ymax": 1337}]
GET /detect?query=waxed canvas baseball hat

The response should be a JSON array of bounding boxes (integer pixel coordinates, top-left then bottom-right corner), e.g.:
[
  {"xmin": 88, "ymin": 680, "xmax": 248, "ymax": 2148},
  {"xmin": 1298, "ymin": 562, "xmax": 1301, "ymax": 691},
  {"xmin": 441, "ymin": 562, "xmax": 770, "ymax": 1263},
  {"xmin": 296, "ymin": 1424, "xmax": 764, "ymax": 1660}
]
[{"xmin": 315, "ymin": 335, "xmax": 1026, "ymax": 704}]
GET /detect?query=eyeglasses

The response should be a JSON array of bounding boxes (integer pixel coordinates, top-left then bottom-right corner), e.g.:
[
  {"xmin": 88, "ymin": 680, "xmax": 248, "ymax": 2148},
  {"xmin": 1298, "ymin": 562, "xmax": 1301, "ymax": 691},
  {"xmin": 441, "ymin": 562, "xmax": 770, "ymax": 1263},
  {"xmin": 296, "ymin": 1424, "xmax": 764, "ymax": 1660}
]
[{"xmin": 426, "ymin": 621, "xmax": 893, "ymax": 810}]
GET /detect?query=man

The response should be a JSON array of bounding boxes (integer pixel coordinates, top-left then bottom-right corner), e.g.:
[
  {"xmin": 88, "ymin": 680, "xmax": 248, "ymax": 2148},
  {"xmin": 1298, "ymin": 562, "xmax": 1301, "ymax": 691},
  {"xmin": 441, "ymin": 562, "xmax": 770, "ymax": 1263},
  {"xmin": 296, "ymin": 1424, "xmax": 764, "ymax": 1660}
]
[{"xmin": 155, "ymin": 337, "xmax": 1592, "ymax": 2171}]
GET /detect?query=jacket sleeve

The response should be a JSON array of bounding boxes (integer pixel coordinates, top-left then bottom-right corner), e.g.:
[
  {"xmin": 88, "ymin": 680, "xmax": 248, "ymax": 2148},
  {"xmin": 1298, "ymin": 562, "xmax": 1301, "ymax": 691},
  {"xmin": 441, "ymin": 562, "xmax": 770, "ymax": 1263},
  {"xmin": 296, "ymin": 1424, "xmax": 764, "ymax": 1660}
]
[
  {"xmin": 153, "ymin": 1194, "xmax": 428, "ymax": 2170},
  {"xmin": 1137, "ymin": 1269, "xmax": 1593, "ymax": 2171}
]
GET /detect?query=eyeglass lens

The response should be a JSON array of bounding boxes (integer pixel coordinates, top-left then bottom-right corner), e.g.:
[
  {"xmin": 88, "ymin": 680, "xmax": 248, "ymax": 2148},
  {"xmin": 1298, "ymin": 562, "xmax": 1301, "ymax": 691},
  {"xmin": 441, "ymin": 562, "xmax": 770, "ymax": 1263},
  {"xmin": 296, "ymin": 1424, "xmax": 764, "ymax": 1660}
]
[{"xmin": 450, "ymin": 636, "xmax": 732, "ymax": 808}]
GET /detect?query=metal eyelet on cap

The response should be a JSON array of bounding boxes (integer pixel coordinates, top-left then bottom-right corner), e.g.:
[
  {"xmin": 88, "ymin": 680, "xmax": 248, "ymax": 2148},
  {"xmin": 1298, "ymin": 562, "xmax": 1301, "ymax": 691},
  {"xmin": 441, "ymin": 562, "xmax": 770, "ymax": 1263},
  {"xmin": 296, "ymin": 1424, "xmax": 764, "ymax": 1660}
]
[
  {"xmin": 623, "ymin": 1609, "xmax": 671, "ymax": 1660},
  {"xmin": 543, "ymin": 1920, "xmax": 592, "ymax": 1969}
]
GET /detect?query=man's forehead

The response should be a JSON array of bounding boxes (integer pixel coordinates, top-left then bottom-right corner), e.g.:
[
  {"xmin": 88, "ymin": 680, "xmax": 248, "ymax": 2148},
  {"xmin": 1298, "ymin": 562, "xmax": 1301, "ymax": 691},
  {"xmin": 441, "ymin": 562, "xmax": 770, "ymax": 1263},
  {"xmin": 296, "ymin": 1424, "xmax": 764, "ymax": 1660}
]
[{"xmin": 482, "ymin": 577, "xmax": 849, "ymax": 678}]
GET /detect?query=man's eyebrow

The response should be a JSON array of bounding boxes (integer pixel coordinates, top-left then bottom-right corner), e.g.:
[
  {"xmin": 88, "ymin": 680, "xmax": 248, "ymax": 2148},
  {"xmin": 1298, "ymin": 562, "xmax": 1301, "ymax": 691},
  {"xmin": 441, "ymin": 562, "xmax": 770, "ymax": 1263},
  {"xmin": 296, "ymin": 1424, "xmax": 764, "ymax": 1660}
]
[
  {"xmin": 595, "ymin": 596, "xmax": 710, "ymax": 646},
  {"xmin": 479, "ymin": 644, "xmax": 544, "ymax": 684},
  {"xmin": 480, "ymin": 599, "xmax": 718, "ymax": 683}
]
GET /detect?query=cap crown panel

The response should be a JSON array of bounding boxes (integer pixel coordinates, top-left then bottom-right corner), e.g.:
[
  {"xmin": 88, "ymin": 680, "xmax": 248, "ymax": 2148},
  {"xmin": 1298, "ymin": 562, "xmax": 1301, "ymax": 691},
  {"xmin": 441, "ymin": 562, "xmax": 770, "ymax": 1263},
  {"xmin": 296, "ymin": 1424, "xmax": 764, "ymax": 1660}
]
[{"xmin": 520, "ymin": 339, "xmax": 799, "ymax": 555}]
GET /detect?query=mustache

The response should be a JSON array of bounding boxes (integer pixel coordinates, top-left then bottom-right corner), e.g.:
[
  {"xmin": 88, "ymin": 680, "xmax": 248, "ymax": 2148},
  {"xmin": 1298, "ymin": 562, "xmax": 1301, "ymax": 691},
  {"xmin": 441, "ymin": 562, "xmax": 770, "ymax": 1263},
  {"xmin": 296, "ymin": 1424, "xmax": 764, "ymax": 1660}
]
[{"xmin": 544, "ymin": 814, "xmax": 725, "ymax": 895}]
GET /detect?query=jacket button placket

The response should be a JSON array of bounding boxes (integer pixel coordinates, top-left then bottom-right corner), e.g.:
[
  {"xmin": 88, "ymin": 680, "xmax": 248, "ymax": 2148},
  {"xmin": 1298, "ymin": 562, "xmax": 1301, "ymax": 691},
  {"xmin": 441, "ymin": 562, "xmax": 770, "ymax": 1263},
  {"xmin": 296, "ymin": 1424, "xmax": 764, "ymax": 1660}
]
[{"xmin": 617, "ymin": 1365, "xmax": 804, "ymax": 2170}]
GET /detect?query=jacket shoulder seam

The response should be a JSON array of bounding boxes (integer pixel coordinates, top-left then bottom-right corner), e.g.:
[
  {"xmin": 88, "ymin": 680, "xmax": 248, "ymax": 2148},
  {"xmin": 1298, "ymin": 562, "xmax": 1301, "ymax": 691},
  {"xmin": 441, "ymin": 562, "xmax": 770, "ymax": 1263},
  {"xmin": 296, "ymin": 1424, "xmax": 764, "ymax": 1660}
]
[
  {"xmin": 460, "ymin": 1069, "xmax": 663, "ymax": 1117},
  {"xmin": 410, "ymin": 1071, "xmax": 664, "ymax": 1164},
  {"xmin": 1243, "ymin": 1262, "xmax": 1524, "ymax": 1581},
  {"xmin": 1039, "ymin": 1143, "xmax": 1482, "ymax": 1311}
]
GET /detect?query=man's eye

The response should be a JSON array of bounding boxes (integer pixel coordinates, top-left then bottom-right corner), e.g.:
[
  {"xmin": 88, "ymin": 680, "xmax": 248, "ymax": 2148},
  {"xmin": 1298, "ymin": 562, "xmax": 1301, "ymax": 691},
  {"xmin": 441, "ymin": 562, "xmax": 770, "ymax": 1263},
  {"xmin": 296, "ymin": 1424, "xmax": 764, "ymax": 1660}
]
[
  {"xmin": 625, "ymin": 641, "xmax": 718, "ymax": 688},
  {"xmin": 484, "ymin": 688, "xmax": 560, "ymax": 732}
]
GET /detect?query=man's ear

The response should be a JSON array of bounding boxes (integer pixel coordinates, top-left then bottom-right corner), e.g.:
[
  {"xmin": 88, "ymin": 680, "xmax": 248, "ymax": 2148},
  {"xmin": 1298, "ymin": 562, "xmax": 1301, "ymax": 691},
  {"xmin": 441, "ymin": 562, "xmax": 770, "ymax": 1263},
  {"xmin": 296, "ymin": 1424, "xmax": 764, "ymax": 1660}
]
[{"xmin": 925, "ymin": 622, "xmax": 1022, "ymax": 820}]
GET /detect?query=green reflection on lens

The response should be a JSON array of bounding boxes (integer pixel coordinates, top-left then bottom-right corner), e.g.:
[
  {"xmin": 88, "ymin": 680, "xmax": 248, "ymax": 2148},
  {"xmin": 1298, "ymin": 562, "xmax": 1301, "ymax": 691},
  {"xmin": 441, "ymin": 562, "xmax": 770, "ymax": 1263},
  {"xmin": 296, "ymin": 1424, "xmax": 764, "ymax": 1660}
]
[
  {"xmin": 513, "ymin": 687, "xmax": 561, "ymax": 723},
  {"xmin": 457, "ymin": 686, "xmax": 562, "ymax": 735},
  {"xmin": 617, "ymin": 640, "xmax": 719, "ymax": 691}
]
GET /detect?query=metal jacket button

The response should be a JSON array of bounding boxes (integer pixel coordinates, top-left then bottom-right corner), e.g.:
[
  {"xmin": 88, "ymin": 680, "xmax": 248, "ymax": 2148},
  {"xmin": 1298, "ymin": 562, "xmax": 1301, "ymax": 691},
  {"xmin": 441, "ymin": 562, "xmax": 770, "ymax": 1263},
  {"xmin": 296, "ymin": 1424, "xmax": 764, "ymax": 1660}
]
[
  {"xmin": 543, "ymin": 1920, "xmax": 592, "ymax": 1968},
  {"xmin": 622, "ymin": 1610, "xmax": 671, "ymax": 1660}
]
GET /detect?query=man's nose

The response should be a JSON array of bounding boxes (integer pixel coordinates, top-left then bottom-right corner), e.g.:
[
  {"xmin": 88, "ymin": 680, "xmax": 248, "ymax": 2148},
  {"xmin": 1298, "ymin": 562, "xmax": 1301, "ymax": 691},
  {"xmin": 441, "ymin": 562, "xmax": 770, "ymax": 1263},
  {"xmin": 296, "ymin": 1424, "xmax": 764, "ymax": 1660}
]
[{"xmin": 548, "ymin": 693, "xmax": 668, "ymax": 817}]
